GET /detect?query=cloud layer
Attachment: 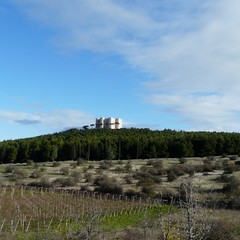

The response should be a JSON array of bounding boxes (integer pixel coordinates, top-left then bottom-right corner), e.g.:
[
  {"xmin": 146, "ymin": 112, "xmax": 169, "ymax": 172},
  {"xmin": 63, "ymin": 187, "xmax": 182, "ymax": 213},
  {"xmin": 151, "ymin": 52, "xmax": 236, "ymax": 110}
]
[
  {"xmin": 11, "ymin": 0, "xmax": 240, "ymax": 131},
  {"xmin": 0, "ymin": 109, "xmax": 95, "ymax": 129}
]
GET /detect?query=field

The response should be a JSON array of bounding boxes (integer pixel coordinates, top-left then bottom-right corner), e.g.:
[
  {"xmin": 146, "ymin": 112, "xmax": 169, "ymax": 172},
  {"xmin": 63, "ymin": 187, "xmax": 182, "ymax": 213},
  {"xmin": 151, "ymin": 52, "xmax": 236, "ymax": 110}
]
[
  {"xmin": 0, "ymin": 157, "xmax": 240, "ymax": 239},
  {"xmin": 0, "ymin": 186, "xmax": 167, "ymax": 239}
]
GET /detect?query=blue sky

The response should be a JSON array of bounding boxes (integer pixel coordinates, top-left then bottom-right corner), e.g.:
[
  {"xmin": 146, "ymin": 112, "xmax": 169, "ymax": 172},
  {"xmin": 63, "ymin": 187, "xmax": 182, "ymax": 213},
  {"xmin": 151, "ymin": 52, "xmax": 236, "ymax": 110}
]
[{"xmin": 1, "ymin": 0, "xmax": 240, "ymax": 141}]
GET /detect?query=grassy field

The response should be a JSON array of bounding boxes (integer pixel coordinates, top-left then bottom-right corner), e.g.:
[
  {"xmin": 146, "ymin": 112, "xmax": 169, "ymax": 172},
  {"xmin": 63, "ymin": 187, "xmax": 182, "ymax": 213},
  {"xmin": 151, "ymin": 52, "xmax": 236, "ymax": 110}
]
[
  {"xmin": 1, "ymin": 157, "xmax": 240, "ymax": 239},
  {"xmin": 0, "ymin": 157, "xmax": 235, "ymax": 194}
]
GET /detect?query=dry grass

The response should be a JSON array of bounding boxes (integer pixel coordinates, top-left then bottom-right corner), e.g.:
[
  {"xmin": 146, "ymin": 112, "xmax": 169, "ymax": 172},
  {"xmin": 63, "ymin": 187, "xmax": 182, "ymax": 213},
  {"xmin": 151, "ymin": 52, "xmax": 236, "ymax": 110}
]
[{"xmin": 0, "ymin": 157, "xmax": 239, "ymax": 201}]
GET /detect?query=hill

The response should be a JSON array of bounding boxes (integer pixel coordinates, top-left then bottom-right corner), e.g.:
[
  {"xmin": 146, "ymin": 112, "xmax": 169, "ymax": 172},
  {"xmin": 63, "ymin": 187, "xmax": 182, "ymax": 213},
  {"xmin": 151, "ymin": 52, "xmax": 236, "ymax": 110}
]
[{"xmin": 0, "ymin": 128, "xmax": 240, "ymax": 164}]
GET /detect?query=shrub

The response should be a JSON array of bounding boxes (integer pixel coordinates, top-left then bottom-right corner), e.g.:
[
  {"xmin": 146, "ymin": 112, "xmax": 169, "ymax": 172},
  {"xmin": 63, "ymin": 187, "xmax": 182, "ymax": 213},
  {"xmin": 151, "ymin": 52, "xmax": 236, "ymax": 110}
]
[
  {"xmin": 30, "ymin": 170, "xmax": 43, "ymax": 178},
  {"xmin": 167, "ymin": 171, "xmax": 178, "ymax": 182},
  {"xmin": 52, "ymin": 161, "xmax": 61, "ymax": 167},
  {"xmin": 179, "ymin": 157, "xmax": 187, "ymax": 164},
  {"xmin": 204, "ymin": 219, "xmax": 236, "ymax": 240},
  {"xmin": 137, "ymin": 177, "xmax": 155, "ymax": 187},
  {"xmin": 84, "ymin": 173, "xmax": 93, "ymax": 183},
  {"xmin": 28, "ymin": 177, "xmax": 52, "ymax": 188},
  {"xmin": 207, "ymin": 155, "xmax": 215, "ymax": 161},
  {"xmin": 223, "ymin": 164, "xmax": 237, "ymax": 174},
  {"xmin": 88, "ymin": 164, "xmax": 94, "ymax": 169},
  {"xmin": 33, "ymin": 163, "xmax": 39, "ymax": 169},
  {"xmin": 202, "ymin": 163, "xmax": 213, "ymax": 172},
  {"xmin": 70, "ymin": 162, "xmax": 78, "ymax": 168},
  {"xmin": 80, "ymin": 185, "xmax": 89, "ymax": 191},
  {"xmin": 147, "ymin": 167, "xmax": 166, "ymax": 176},
  {"xmin": 141, "ymin": 184, "xmax": 156, "ymax": 196},
  {"xmin": 124, "ymin": 189, "xmax": 140, "ymax": 197},
  {"xmin": 124, "ymin": 161, "xmax": 132, "ymax": 172},
  {"xmin": 140, "ymin": 163, "xmax": 165, "ymax": 176},
  {"xmin": 11, "ymin": 169, "xmax": 28, "ymax": 180},
  {"xmin": 53, "ymin": 177, "xmax": 77, "ymax": 187},
  {"xmin": 137, "ymin": 177, "xmax": 156, "ymax": 196},
  {"xmin": 147, "ymin": 160, "xmax": 154, "ymax": 165},
  {"xmin": 114, "ymin": 166, "xmax": 124, "ymax": 172},
  {"xmin": 117, "ymin": 160, "xmax": 124, "ymax": 165},
  {"xmin": 124, "ymin": 175, "xmax": 133, "ymax": 184},
  {"xmin": 194, "ymin": 164, "xmax": 205, "ymax": 172},
  {"xmin": 217, "ymin": 173, "xmax": 234, "ymax": 183},
  {"xmin": 71, "ymin": 171, "xmax": 82, "ymax": 182},
  {"xmin": 26, "ymin": 160, "xmax": 34, "ymax": 166},
  {"xmin": 214, "ymin": 161, "xmax": 223, "ymax": 170},
  {"xmin": 171, "ymin": 165, "xmax": 186, "ymax": 176},
  {"xmin": 40, "ymin": 167, "xmax": 46, "ymax": 172},
  {"xmin": 94, "ymin": 175, "xmax": 123, "ymax": 194},
  {"xmin": 229, "ymin": 155, "xmax": 238, "ymax": 160},
  {"xmin": 222, "ymin": 176, "xmax": 240, "ymax": 193},
  {"xmin": 77, "ymin": 159, "xmax": 85, "ymax": 166},
  {"xmin": 60, "ymin": 167, "xmax": 70, "ymax": 175},
  {"xmin": 4, "ymin": 165, "xmax": 15, "ymax": 173},
  {"xmin": 99, "ymin": 160, "xmax": 113, "ymax": 169}
]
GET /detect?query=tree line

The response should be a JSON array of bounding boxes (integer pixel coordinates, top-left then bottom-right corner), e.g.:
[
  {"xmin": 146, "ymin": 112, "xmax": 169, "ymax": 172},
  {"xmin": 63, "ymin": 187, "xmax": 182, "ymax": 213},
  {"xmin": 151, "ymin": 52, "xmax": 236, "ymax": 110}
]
[{"xmin": 0, "ymin": 128, "xmax": 240, "ymax": 164}]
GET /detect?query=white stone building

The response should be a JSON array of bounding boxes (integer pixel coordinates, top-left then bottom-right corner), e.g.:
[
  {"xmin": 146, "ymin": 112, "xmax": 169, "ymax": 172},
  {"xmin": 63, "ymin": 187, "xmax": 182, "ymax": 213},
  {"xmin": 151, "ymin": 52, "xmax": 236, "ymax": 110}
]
[{"xmin": 96, "ymin": 117, "xmax": 122, "ymax": 129}]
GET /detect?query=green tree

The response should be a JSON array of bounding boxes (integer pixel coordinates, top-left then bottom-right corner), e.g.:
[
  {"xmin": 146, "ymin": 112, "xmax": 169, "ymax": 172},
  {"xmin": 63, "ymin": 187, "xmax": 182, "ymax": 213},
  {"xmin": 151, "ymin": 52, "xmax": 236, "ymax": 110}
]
[
  {"xmin": 51, "ymin": 145, "xmax": 58, "ymax": 161},
  {"xmin": 17, "ymin": 141, "xmax": 30, "ymax": 162},
  {"xmin": 40, "ymin": 140, "xmax": 52, "ymax": 161},
  {"xmin": 0, "ymin": 146, "xmax": 6, "ymax": 163},
  {"xmin": 5, "ymin": 145, "xmax": 18, "ymax": 163}
]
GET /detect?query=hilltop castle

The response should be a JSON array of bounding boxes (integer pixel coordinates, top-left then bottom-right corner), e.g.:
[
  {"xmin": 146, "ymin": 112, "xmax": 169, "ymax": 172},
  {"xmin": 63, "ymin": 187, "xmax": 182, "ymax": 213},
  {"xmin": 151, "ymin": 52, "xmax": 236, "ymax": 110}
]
[{"xmin": 95, "ymin": 117, "xmax": 122, "ymax": 129}]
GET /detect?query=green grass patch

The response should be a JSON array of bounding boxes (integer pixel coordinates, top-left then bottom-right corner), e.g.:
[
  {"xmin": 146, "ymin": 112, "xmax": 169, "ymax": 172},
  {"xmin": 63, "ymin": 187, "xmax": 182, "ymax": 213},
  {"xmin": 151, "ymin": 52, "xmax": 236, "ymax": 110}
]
[{"xmin": 101, "ymin": 205, "xmax": 172, "ymax": 230}]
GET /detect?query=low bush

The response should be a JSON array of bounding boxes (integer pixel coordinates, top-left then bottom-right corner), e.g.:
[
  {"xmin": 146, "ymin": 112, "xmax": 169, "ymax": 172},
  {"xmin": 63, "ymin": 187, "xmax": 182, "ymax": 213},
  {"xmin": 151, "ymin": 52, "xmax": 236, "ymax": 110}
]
[
  {"xmin": 53, "ymin": 177, "xmax": 77, "ymax": 187},
  {"xmin": 26, "ymin": 160, "xmax": 34, "ymax": 166},
  {"xmin": 88, "ymin": 164, "xmax": 94, "ymax": 169},
  {"xmin": 140, "ymin": 164, "xmax": 165, "ymax": 176},
  {"xmin": 70, "ymin": 171, "xmax": 82, "ymax": 182},
  {"xmin": 30, "ymin": 170, "xmax": 43, "ymax": 178},
  {"xmin": 124, "ymin": 175, "xmax": 133, "ymax": 184},
  {"xmin": 124, "ymin": 189, "xmax": 140, "ymax": 197},
  {"xmin": 179, "ymin": 157, "xmax": 187, "ymax": 164},
  {"xmin": 10, "ymin": 169, "xmax": 28, "ymax": 180},
  {"xmin": 204, "ymin": 219, "xmax": 236, "ymax": 240},
  {"xmin": 153, "ymin": 160, "xmax": 164, "ymax": 168},
  {"xmin": 60, "ymin": 167, "xmax": 70, "ymax": 175},
  {"xmin": 202, "ymin": 163, "xmax": 214, "ymax": 172},
  {"xmin": 114, "ymin": 166, "xmax": 124, "ymax": 172},
  {"xmin": 124, "ymin": 161, "xmax": 132, "ymax": 172},
  {"xmin": 70, "ymin": 162, "xmax": 78, "ymax": 168},
  {"xmin": 170, "ymin": 165, "xmax": 186, "ymax": 176},
  {"xmin": 229, "ymin": 155, "xmax": 238, "ymax": 160},
  {"xmin": 222, "ymin": 176, "xmax": 240, "ymax": 193},
  {"xmin": 134, "ymin": 171, "xmax": 161, "ymax": 184},
  {"xmin": 99, "ymin": 160, "xmax": 114, "ymax": 169},
  {"xmin": 167, "ymin": 170, "xmax": 178, "ymax": 182},
  {"xmin": 223, "ymin": 164, "xmax": 237, "ymax": 174},
  {"xmin": 141, "ymin": 185, "xmax": 156, "ymax": 196},
  {"xmin": 84, "ymin": 172, "xmax": 93, "ymax": 183},
  {"xmin": 52, "ymin": 161, "xmax": 61, "ymax": 167},
  {"xmin": 4, "ymin": 165, "xmax": 15, "ymax": 173},
  {"xmin": 28, "ymin": 177, "xmax": 52, "ymax": 188},
  {"xmin": 94, "ymin": 175, "xmax": 123, "ymax": 194},
  {"xmin": 40, "ymin": 167, "xmax": 46, "ymax": 172}
]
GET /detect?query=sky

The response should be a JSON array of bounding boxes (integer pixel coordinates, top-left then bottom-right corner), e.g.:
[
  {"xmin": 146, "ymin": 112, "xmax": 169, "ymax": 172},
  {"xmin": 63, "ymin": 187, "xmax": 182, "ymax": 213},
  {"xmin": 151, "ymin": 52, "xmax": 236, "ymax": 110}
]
[{"xmin": 1, "ymin": 0, "xmax": 240, "ymax": 141}]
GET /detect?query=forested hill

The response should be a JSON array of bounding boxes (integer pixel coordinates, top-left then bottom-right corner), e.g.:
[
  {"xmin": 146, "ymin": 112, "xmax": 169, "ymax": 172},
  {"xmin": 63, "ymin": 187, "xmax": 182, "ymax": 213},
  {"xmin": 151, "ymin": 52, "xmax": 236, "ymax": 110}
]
[{"xmin": 0, "ymin": 128, "xmax": 240, "ymax": 163}]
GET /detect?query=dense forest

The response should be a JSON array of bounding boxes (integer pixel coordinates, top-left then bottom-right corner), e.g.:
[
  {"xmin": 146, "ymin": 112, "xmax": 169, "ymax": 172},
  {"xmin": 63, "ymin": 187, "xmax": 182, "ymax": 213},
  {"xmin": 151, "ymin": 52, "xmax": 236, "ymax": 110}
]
[{"xmin": 0, "ymin": 128, "xmax": 240, "ymax": 164}]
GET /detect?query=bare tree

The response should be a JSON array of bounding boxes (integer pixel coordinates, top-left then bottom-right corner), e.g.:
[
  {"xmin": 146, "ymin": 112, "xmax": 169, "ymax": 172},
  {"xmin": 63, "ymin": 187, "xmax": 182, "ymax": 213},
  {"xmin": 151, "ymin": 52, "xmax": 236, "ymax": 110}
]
[{"xmin": 178, "ymin": 178, "xmax": 211, "ymax": 240}]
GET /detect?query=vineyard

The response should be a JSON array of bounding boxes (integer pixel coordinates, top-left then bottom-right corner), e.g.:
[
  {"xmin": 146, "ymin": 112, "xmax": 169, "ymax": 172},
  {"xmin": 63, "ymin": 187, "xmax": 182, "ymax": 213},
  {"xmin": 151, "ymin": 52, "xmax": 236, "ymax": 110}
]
[{"xmin": 0, "ymin": 186, "xmax": 163, "ymax": 239}]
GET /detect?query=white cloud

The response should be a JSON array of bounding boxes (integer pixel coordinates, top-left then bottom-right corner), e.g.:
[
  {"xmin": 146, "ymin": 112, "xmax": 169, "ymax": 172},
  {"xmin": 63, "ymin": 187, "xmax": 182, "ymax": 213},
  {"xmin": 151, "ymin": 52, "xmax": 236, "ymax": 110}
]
[
  {"xmin": 0, "ymin": 109, "xmax": 95, "ymax": 129},
  {"xmin": 10, "ymin": 0, "xmax": 240, "ymax": 131}
]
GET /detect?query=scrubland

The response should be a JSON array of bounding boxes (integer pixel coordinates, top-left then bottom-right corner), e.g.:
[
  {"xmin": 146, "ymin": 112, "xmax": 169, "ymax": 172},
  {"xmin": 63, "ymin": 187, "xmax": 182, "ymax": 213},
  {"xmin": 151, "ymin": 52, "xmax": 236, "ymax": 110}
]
[{"xmin": 0, "ymin": 156, "xmax": 240, "ymax": 239}]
